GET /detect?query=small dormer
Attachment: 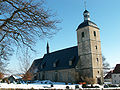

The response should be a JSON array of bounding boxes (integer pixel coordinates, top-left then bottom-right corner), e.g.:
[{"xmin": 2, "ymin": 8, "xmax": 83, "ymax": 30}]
[
  {"xmin": 69, "ymin": 60, "xmax": 72, "ymax": 66},
  {"xmin": 53, "ymin": 63, "xmax": 56, "ymax": 68},
  {"xmin": 41, "ymin": 62, "xmax": 46, "ymax": 69},
  {"xmin": 41, "ymin": 65, "xmax": 43, "ymax": 69},
  {"xmin": 53, "ymin": 59, "xmax": 59, "ymax": 68},
  {"xmin": 69, "ymin": 56, "xmax": 75, "ymax": 66}
]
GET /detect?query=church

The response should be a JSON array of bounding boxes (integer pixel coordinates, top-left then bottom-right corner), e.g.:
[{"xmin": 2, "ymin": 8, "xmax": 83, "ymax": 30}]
[{"xmin": 29, "ymin": 9, "xmax": 103, "ymax": 84}]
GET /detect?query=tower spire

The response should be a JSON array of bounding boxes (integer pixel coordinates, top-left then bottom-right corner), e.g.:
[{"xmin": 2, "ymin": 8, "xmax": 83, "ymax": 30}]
[
  {"xmin": 83, "ymin": 0, "xmax": 90, "ymax": 21},
  {"xmin": 47, "ymin": 42, "xmax": 49, "ymax": 54},
  {"xmin": 84, "ymin": 0, "xmax": 87, "ymax": 10}
]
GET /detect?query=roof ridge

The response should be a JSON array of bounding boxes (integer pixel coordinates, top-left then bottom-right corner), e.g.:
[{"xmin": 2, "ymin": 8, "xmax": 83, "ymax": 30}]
[{"xmin": 46, "ymin": 46, "xmax": 77, "ymax": 55}]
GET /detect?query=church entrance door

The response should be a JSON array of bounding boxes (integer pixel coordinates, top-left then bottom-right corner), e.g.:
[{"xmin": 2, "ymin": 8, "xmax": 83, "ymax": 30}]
[{"xmin": 97, "ymin": 78, "xmax": 101, "ymax": 84}]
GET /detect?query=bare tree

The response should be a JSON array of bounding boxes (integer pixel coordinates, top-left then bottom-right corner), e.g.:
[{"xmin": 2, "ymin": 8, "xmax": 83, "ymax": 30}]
[
  {"xmin": 23, "ymin": 72, "xmax": 33, "ymax": 82},
  {"xmin": 0, "ymin": 0, "xmax": 60, "ymax": 72},
  {"xmin": 19, "ymin": 48, "xmax": 32, "ymax": 74},
  {"xmin": 102, "ymin": 55, "xmax": 110, "ymax": 75},
  {"xmin": 19, "ymin": 48, "xmax": 34, "ymax": 82},
  {"xmin": 102, "ymin": 56, "xmax": 110, "ymax": 69},
  {"xmin": 0, "ymin": 72, "xmax": 4, "ymax": 79}
]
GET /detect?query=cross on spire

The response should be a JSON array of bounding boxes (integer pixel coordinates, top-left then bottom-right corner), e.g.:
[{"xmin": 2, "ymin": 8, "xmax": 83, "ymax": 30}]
[{"xmin": 84, "ymin": 0, "xmax": 87, "ymax": 10}]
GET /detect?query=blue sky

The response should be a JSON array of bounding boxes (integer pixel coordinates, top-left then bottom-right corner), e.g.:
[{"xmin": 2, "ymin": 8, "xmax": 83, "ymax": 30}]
[{"xmin": 9, "ymin": 0, "xmax": 120, "ymax": 73}]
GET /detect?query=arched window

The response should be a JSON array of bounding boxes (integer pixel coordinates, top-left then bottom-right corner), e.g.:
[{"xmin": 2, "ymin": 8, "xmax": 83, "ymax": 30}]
[
  {"xmin": 94, "ymin": 31, "xmax": 96, "ymax": 36},
  {"xmin": 97, "ymin": 58, "xmax": 99, "ymax": 62},
  {"xmin": 95, "ymin": 45, "xmax": 97, "ymax": 49},
  {"xmin": 82, "ymin": 32, "xmax": 84, "ymax": 38},
  {"xmin": 98, "ymin": 71, "xmax": 99, "ymax": 74}
]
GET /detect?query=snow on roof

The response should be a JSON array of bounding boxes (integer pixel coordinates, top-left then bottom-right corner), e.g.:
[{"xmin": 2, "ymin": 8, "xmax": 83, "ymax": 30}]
[
  {"xmin": 3, "ymin": 74, "xmax": 10, "ymax": 78},
  {"xmin": 12, "ymin": 75, "xmax": 22, "ymax": 79}
]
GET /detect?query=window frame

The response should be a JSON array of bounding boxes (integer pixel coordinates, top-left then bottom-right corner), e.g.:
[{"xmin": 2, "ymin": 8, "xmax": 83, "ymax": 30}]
[
  {"xmin": 94, "ymin": 31, "xmax": 96, "ymax": 36},
  {"xmin": 81, "ymin": 32, "xmax": 84, "ymax": 38}
]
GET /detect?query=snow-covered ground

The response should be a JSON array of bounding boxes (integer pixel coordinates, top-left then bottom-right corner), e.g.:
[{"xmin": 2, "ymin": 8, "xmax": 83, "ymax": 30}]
[
  {"xmin": 0, "ymin": 80, "xmax": 119, "ymax": 89},
  {"xmin": 0, "ymin": 83, "xmax": 82, "ymax": 89},
  {"xmin": 0, "ymin": 80, "xmax": 82, "ymax": 89}
]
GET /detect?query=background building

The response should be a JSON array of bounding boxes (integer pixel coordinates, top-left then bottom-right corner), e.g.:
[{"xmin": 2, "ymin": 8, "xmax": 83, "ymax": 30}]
[
  {"xmin": 112, "ymin": 64, "xmax": 120, "ymax": 84},
  {"xmin": 104, "ymin": 71, "xmax": 112, "ymax": 84}
]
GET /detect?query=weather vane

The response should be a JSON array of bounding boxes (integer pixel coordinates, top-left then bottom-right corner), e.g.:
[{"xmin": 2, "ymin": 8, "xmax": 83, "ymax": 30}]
[{"xmin": 84, "ymin": 0, "xmax": 87, "ymax": 10}]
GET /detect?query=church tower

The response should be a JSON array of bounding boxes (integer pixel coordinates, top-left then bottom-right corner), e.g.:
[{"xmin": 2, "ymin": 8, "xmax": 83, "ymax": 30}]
[{"xmin": 76, "ymin": 10, "xmax": 103, "ymax": 84}]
